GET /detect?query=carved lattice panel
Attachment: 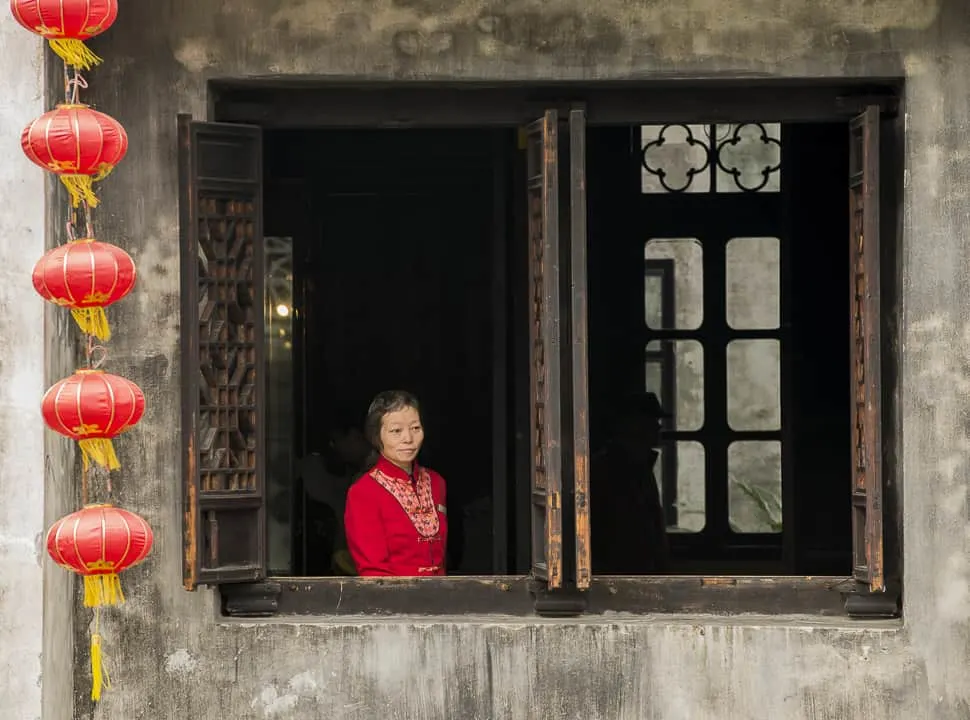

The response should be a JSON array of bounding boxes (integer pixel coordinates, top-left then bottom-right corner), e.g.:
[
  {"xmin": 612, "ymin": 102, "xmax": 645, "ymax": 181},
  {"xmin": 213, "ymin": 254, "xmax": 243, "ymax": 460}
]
[
  {"xmin": 529, "ymin": 178, "xmax": 547, "ymax": 493},
  {"xmin": 197, "ymin": 197, "xmax": 259, "ymax": 494},
  {"xmin": 180, "ymin": 117, "xmax": 266, "ymax": 589}
]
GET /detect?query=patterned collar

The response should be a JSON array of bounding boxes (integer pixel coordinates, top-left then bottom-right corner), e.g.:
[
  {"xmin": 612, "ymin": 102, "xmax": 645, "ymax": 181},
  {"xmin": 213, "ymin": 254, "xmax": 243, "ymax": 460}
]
[{"xmin": 369, "ymin": 456, "xmax": 440, "ymax": 538}]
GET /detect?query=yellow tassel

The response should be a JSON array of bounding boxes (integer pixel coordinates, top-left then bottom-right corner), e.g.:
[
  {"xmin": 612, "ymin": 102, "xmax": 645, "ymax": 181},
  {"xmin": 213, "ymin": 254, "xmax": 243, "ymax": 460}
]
[
  {"xmin": 83, "ymin": 574, "xmax": 125, "ymax": 608},
  {"xmin": 90, "ymin": 632, "xmax": 111, "ymax": 701},
  {"xmin": 59, "ymin": 175, "xmax": 99, "ymax": 208},
  {"xmin": 71, "ymin": 307, "xmax": 111, "ymax": 342},
  {"xmin": 78, "ymin": 438, "xmax": 120, "ymax": 471},
  {"xmin": 92, "ymin": 165, "xmax": 115, "ymax": 183},
  {"xmin": 49, "ymin": 39, "xmax": 103, "ymax": 71}
]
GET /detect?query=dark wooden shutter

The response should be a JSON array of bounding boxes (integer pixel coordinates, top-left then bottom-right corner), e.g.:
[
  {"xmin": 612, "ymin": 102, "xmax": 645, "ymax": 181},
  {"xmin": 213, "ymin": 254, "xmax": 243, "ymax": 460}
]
[
  {"xmin": 526, "ymin": 111, "xmax": 564, "ymax": 588},
  {"xmin": 848, "ymin": 106, "xmax": 884, "ymax": 593},
  {"xmin": 568, "ymin": 108, "xmax": 592, "ymax": 590},
  {"xmin": 179, "ymin": 115, "xmax": 267, "ymax": 589}
]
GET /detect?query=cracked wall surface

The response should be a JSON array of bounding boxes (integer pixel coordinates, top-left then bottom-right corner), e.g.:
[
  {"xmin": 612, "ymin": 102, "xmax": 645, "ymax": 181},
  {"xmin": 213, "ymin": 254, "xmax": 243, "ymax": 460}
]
[{"xmin": 0, "ymin": 22, "xmax": 54, "ymax": 720}]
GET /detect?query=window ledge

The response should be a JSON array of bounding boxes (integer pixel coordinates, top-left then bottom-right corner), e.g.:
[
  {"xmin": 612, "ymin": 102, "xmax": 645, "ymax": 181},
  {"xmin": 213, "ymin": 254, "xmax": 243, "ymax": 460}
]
[
  {"xmin": 214, "ymin": 575, "xmax": 899, "ymax": 621},
  {"xmin": 218, "ymin": 613, "xmax": 904, "ymax": 632}
]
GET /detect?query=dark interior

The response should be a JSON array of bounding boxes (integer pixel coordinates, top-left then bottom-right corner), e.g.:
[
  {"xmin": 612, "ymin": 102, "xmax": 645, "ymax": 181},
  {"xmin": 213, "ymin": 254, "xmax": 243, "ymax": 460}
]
[
  {"xmin": 264, "ymin": 129, "xmax": 516, "ymax": 576},
  {"xmin": 586, "ymin": 123, "xmax": 851, "ymax": 575},
  {"xmin": 263, "ymin": 120, "xmax": 852, "ymax": 578}
]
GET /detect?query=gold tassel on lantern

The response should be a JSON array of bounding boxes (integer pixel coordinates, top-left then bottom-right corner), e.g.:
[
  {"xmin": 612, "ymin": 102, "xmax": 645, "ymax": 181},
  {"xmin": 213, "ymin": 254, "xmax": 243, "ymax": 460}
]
[
  {"xmin": 84, "ymin": 573, "xmax": 125, "ymax": 608},
  {"xmin": 71, "ymin": 307, "xmax": 112, "ymax": 342},
  {"xmin": 48, "ymin": 39, "xmax": 103, "ymax": 72},
  {"xmin": 79, "ymin": 438, "xmax": 121, "ymax": 471},
  {"xmin": 47, "ymin": 505, "xmax": 152, "ymax": 705},
  {"xmin": 90, "ymin": 611, "xmax": 112, "ymax": 702},
  {"xmin": 60, "ymin": 164, "xmax": 116, "ymax": 207},
  {"xmin": 59, "ymin": 175, "xmax": 99, "ymax": 208}
]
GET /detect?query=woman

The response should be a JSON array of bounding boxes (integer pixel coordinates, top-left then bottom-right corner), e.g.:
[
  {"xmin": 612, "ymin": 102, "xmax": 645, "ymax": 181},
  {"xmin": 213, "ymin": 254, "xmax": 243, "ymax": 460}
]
[{"xmin": 344, "ymin": 390, "xmax": 448, "ymax": 576}]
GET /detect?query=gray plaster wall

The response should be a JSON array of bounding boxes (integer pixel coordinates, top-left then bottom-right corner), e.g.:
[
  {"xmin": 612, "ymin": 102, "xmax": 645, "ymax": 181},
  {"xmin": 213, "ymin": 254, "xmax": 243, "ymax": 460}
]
[
  {"xmin": 56, "ymin": 0, "xmax": 970, "ymax": 718},
  {"xmin": 0, "ymin": 23, "xmax": 74, "ymax": 720}
]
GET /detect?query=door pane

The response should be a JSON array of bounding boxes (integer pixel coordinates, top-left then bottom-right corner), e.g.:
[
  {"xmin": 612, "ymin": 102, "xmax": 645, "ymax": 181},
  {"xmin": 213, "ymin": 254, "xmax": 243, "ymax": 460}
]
[
  {"xmin": 726, "ymin": 339, "xmax": 780, "ymax": 431},
  {"xmin": 644, "ymin": 238, "xmax": 703, "ymax": 330},
  {"xmin": 728, "ymin": 440, "xmax": 782, "ymax": 533},
  {"xmin": 644, "ymin": 272, "xmax": 664, "ymax": 329},
  {"xmin": 640, "ymin": 124, "xmax": 711, "ymax": 194},
  {"xmin": 656, "ymin": 441, "xmax": 706, "ymax": 533},
  {"xmin": 726, "ymin": 237, "xmax": 780, "ymax": 330},
  {"xmin": 646, "ymin": 339, "xmax": 704, "ymax": 431},
  {"xmin": 714, "ymin": 123, "xmax": 782, "ymax": 193},
  {"xmin": 265, "ymin": 235, "xmax": 295, "ymax": 575}
]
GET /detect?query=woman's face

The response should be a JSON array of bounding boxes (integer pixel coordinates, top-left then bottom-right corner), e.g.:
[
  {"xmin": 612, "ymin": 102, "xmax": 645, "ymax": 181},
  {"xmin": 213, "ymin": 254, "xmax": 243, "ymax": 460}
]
[{"xmin": 379, "ymin": 406, "xmax": 424, "ymax": 469}]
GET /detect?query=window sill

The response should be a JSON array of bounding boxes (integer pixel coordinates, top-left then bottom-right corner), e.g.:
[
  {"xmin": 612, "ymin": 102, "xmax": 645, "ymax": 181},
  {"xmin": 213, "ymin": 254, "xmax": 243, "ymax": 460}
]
[
  {"xmin": 217, "ymin": 612, "xmax": 904, "ymax": 633},
  {"xmin": 215, "ymin": 575, "xmax": 899, "ymax": 620}
]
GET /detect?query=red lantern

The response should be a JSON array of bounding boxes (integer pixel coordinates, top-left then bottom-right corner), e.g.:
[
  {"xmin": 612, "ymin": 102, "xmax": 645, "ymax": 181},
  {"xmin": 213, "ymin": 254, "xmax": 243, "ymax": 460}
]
[
  {"xmin": 32, "ymin": 238, "xmax": 136, "ymax": 341},
  {"xmin": 42, "ymin": 369, "xmax": 145, "ymax": 470},
  {"xmin": 47, "ymin": 504, "xmax": 153, "ymax": 606},
  {"xmin": 9, "ymin": 0, "xmax": 118, "ymax": 70},
  {"xmin": 21, "ymin": 104, "xmax": 128, "ymax": 208},
  {"xmin": 47, "ymin": 503, "xmax": 153, "ymax": 700}
]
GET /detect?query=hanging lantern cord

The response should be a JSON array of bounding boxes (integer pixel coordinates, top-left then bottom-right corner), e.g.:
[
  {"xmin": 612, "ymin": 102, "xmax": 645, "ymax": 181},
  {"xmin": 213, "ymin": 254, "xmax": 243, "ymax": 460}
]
[
  {"xmin": 66, "ymin": 210, "xmax": 78, "ymax": 248},
  {"xmin": 61, "ymin": 61, "xmax": 95, "ymax": 240},
  {"xmin": 43, "ymin": 30, "xmax": 129, "ymax": 707},
  {"xmin": 81, "ymin": 340, "xmax": 113, "ymax": 501},
  {"xmin": 63, "ymin": 63, "xmax": 87, "ymax": 105},
  {"xmin": 88, "ymin": 344, "xmax": 108, "ymax": 370},
  {"xmin": 84, "ymin": 337, "xmax": 109, "ymax": 370},
  {"xmin": 82, "ymin": 201, "xmax": 94, "ymax": 239}
]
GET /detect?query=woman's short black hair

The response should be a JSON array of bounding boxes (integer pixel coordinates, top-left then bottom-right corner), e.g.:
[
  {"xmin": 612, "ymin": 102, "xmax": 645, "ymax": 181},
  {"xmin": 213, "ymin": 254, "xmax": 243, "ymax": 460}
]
[{"xmin": 363, "ymin": 390, "xmax": 421, "ymax": 453}]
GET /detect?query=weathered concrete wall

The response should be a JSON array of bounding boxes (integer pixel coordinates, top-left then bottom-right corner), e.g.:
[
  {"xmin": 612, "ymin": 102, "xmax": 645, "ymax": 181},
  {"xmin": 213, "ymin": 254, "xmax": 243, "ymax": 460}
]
[
  {"xmin": 57, "ymin": 0, "xmax": 970, "ymax": 718},
  {"xmin": 0, "ymin": 23, "xmax": 73, "ymax": 720}
]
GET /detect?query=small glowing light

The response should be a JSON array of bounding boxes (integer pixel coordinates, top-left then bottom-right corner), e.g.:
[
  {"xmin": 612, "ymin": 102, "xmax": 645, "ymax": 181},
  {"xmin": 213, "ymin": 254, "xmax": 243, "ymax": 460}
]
[
  {"xmin": 276, "ymin": 304, "xmax": 290, "ymax": 317},
  {"xmin": 283, "ymin": 341, "xmax": 292, "ymax": 350}
]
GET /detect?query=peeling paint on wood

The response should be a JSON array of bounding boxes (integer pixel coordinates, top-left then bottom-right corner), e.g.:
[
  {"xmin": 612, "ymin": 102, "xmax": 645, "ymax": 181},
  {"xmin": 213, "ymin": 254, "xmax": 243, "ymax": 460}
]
[
  {"xmin": 569, "ymin": 107, "xmax": 591, "ymax": 591},
  {"xmin": 848, "ymin": 106, "xmax": 885, "ymax": 593},
  {"xmin": 527, "ymin": 111, "xmax": 564, "ymax": 589}
]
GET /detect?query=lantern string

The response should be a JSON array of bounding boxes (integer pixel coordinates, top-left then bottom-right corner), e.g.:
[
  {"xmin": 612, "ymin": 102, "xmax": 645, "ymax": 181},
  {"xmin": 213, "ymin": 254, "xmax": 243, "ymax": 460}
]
[
  {"xmin": 89, "ymin": 344, "xmax": 108, "ymax": 370},
  {"xmin": 62, "ymin": 61, "xmax": 95, "ymax": 246},
  {"xmin": 72, "ymin": 74, "xmax": 87, "ymax": 104},
  {"xmin": 65, "ymin": 206, "xmax": 82, "ymax": 247},
  {"xmin": 44, "ymin": 34, "xmax": 131, "ymax": 709},
  {"xmin": 81, "ymin": 464, "xmax": 89, "ymax": 506},
  {"xmin": 64, "ymin": 66, "xmax": 87, "ymax": 105},
  {"xmin": 82, "ymin": 201, "xmax": 95, "ymax": 239},
  {"xmin": 62, "ymin": 61, "xmax": 70, "ymax": 104},
  {"xmin": 63, "ymin": 54, "xmax": 113, "ymax": 503}
]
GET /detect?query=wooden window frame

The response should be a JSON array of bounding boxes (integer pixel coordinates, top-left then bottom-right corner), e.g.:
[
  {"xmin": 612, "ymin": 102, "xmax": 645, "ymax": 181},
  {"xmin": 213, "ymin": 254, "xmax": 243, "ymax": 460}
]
[
  {"xmin": 644, "ymin": 259, "xmax": 679, "ymax": 527},
  {"xmin": 182, "ymin": 83, "xmax": 902, "ymax": 620}
]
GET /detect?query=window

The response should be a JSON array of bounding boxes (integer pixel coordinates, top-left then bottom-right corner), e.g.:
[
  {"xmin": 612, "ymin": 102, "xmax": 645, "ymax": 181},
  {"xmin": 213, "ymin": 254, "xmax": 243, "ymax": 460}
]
[
  {"xmin": 640, "ymin": 123, "xmax": 782, "ymax": 194},
  {"xmin": 179, "ymin": 96, "xmax": 895, "ymax": 618}
]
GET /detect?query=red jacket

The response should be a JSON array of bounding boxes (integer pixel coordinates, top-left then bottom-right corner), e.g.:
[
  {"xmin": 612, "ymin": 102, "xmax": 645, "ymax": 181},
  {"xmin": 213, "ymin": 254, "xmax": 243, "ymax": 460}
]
[{"xmin": 344, "ymin": 456, "xmax": 448, "ymax": 577}]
